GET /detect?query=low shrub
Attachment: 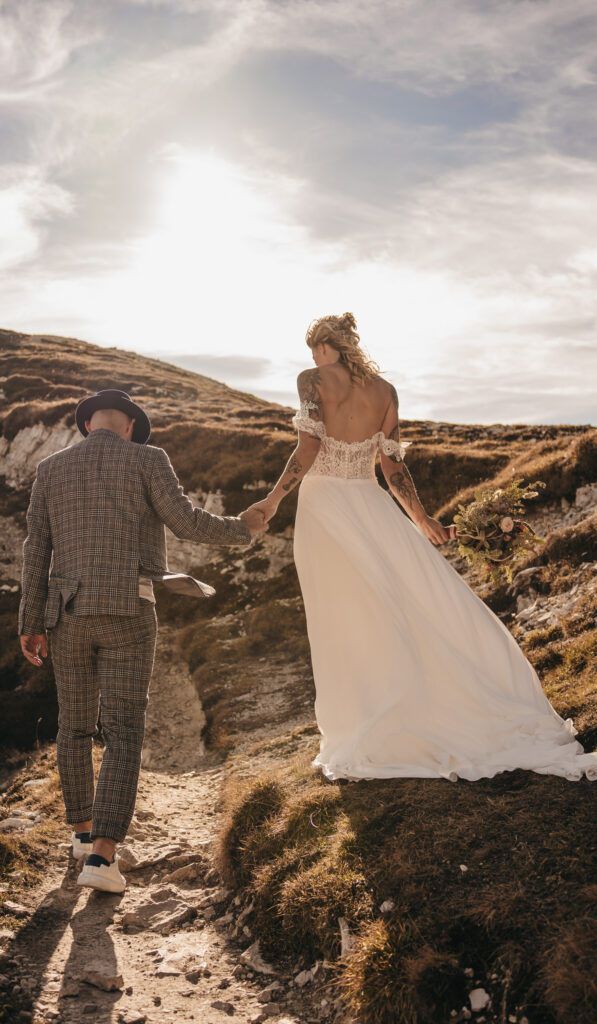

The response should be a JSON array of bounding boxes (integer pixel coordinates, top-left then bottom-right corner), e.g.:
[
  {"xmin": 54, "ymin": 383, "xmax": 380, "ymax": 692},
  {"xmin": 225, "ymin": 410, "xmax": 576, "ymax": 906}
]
[
  {"xmin": 217, "ymin": 759, "xmax": 597, "ymax": 1023},
  {"xmin": 536, "ymin": 515, "xmax": 597, "ymax": 567},
  {"xmin": 541, "ymin": 911, "xmax": 597, "ymax": 1024},
  {"xmin": 218, "ymin": 777, "xmax": 285, "ymax": 886},
  {"xmin": 1, "ymin": 399, "xmax": 75, "ymax": 440},
  {"xmin": 343, "ymin": 919, "xmax": 466, "ymax": 1024}
]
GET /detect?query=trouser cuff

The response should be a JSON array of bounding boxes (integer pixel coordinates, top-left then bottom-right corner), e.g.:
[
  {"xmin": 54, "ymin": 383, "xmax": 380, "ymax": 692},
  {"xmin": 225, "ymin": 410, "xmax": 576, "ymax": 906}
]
[
  {"xmin": 90, "ymin": 826, "xmax": 127, "ymax": 843},
  {"xmin": 66, "ymin": 808, "xmax": 93, "ymax": 825}
]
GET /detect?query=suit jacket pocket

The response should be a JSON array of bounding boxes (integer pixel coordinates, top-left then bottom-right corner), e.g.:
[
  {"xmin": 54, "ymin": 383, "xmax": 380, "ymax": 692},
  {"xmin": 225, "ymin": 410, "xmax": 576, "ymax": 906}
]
[{"xmin": 45, "ymin": 577, "xmax": 80, "ymax": 629}]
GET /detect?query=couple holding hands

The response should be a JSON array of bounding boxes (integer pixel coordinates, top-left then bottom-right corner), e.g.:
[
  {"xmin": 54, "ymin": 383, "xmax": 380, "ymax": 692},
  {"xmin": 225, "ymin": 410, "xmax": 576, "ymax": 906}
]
[{"xmin": 19, "ymin": 313, "xmax": 596, "ymax": 893}]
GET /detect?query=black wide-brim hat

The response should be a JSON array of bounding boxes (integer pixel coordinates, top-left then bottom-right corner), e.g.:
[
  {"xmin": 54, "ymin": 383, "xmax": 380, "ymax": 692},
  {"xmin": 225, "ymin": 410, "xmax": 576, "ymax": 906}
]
[{"xmin": 75, "ymin": 390, "xmax": 151, "ymax": 445}]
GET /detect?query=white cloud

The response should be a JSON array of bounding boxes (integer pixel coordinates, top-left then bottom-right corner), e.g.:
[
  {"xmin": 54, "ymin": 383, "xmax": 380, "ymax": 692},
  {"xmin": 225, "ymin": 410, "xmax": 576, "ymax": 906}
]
[
  {"xmin": 0, "ymin": 167, "xmax": 72, "ymax": 270},
  {"xmin": 0, "ymin": 0, "xmax": 97, "ymax": 91},
  {"xmin": 125, "ymin": 0, "xmax": 597, "ymax": 96},
  {"xmin": 0, "ymin": 0, "xmax": 596, "ymax": 424},
  {"xmin": 267, "ymin": 0, "xmax": 597, "ymax": 94}
]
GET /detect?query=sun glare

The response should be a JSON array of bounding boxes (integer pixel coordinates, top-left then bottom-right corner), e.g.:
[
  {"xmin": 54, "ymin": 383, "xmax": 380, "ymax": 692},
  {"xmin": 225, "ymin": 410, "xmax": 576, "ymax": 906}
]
[
  {"xmin": 38, "ymin": 149, "xmax": 514, "ymax": 412},
  {"xmin": 115, "ymin": 151, "xmax": 485, "ymax": 373}
]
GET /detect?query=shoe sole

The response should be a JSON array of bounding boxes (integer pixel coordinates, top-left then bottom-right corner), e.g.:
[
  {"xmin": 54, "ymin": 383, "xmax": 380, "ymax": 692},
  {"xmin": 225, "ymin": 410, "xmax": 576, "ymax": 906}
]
[{"xmin": 77, "ymin": 868, "xmax": 126, "ymax": 894}]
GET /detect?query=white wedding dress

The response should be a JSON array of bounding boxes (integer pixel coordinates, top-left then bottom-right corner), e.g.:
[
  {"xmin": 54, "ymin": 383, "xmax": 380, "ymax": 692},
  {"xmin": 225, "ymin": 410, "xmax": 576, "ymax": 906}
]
[{"xmin": 292, "ymin": 404, "xmax": 597, "ymax": 783}]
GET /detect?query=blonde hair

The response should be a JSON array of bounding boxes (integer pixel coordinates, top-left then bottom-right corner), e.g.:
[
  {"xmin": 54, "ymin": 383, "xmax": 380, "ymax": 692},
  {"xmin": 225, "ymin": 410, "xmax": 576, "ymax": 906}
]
[{"xmin": 306, "ymin": 312, "xmax": 380, "ymax": 385}]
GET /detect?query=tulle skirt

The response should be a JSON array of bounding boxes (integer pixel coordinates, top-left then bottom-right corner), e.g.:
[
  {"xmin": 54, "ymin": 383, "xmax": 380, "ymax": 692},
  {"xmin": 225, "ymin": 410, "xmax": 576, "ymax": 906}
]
[{"xmin": 293, "ymin": 474, "xmax": 597, "ymax": 783}]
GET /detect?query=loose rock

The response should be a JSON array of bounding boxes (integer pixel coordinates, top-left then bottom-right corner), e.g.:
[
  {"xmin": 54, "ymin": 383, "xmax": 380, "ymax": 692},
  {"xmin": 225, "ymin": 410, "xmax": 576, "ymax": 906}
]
[
  {"xmin": 210, "ymin": 999, "xmax": 235, "ymax": 1015},
  {"xmin": 215, "ymin": 913, "xmax": 234, "ymax": 931},
  {"xmin": 160, "ymin": 862, "xmax": 199, "ymax": 885},
  {"xmin": 121, "ymin": 889, "xmax": 195, "ymax": 934},
  {"xmin": 240, "ymin": 941, "xmax": 277, "ymax": 975},
  {"xmin": 81, "ymin": 967, "xmax": 124, "ymax": 992},
  {"xmin": 258, "ymin": 980, "xmax": 283, "ymax": 1002},
  {"xmin": 59, "ymin": 977, "xmax": 80, "ymax": 997},
  {"xmin": 0, "ymin": 819, "xmax": 31, "ymax": 833},
  {"xmin": 469, "ymin": 988, "xmax": 490, "ymax": 1012}
]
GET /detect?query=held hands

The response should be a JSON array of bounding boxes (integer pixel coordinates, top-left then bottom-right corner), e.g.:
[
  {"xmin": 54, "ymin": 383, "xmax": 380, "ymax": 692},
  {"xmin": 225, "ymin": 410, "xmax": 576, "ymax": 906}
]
[
  {"xmin": 414, "ymin": 515, "xmax": 452, "ymax": 546},
  {"xmin": 20, "ymin": 634, "xmax": 48, "ymax": 667},
  {"xmin": 243, "ymin": 496, "xmax": 280, "ymax": 525},
  {"xmin": 239, "ymin": 506, "xmax": 270, "ymax": 537}
]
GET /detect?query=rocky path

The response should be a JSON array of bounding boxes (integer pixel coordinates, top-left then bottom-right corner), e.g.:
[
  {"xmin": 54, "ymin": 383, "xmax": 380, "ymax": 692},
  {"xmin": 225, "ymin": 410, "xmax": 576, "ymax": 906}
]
[{"xmin": 0, "ymin": 630, "xmax": 323, "ymax": 1024}]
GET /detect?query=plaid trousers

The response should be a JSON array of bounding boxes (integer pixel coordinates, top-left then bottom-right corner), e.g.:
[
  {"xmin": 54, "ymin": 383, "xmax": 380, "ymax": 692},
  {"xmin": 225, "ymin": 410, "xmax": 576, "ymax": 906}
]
[{"xmin": 50, "ymin": 600, "xmax": 157, "ymax": 842}]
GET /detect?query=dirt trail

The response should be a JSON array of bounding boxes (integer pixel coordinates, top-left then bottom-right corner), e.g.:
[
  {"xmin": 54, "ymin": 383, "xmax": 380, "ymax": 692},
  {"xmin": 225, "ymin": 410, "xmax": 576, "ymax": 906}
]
[{"xmin": 0, "ymin": 628, "xmax": 323, "ymax": 1024}]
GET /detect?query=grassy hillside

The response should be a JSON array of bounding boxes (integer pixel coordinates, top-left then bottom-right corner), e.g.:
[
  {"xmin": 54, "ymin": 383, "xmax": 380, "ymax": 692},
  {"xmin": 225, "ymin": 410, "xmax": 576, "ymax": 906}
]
[
  {"xmin": 1, "ymin": 327, "xmax": 595, "ymax": 755},
  {"xmin": 1, "ymin": 328, "xmax": 596, "ymax": 1023}
]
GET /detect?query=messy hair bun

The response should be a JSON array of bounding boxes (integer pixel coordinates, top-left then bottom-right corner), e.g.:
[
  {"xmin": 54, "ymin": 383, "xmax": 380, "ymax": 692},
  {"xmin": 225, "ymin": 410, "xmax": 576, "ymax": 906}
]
[{"xmin": 305, "ymin": 313, "xmax": 379, "ymax": 385}]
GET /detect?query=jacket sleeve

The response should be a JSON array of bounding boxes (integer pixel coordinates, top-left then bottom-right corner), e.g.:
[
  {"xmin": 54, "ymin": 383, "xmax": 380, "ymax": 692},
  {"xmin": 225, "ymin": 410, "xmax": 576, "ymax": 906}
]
[
  {"xmin": 148, "ymin": 447, "xmax": 251, "ymax": 546},
  {"xmin": 19, "ymin": 469, "xmax": 53, "ymax": 635}
]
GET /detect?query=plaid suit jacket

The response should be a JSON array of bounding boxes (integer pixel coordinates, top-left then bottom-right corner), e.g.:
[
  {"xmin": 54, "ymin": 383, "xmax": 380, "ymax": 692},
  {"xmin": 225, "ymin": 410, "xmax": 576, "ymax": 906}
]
[{"xmin": 18, "ymin": 428, "xmax": 251, "ymax": 634}]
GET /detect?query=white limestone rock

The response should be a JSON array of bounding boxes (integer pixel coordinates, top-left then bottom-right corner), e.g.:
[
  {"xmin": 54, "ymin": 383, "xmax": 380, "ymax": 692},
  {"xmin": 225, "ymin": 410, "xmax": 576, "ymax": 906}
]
[{"xmin": 469, "ymin": 987, "xmax": 491, "ymax": 1012}]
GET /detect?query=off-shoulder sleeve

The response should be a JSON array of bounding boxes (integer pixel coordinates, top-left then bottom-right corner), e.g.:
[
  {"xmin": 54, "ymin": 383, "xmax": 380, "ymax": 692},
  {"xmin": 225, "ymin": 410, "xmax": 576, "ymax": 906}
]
[
  {"xmin": 291, "ymin": 401, "xmax": 326, "ymax": 439},
  {"xmin": 379, "ymin": 436, "xmax": 411, "ymax": 461}
]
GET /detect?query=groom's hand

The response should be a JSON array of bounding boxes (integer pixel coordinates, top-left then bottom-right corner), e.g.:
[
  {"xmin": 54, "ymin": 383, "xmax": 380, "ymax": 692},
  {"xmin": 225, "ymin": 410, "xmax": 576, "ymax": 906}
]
[
  {"xmin": 244, "ymin": 497, "xmax": 279, "ymax": 523},
  {"xmin": 239, "ymin": 507, "xmax": 269, "ymax": 537},
  {"xmin": 20, "ymin": 634, "xmax": 48, "ymax": 667}
]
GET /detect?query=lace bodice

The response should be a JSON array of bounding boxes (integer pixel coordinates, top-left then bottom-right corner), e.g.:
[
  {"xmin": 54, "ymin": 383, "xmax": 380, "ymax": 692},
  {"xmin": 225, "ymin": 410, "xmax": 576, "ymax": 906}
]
[{"xmin": 292, "ymin": 403, "xmax": 411, "ymax": 480}]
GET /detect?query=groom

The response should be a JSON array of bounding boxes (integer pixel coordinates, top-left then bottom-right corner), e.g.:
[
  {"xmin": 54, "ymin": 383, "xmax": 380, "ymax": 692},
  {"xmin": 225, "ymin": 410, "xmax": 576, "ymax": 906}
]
[{"xmin": 18, "ymin": 389, "xmax": 266, "ymax": 894}]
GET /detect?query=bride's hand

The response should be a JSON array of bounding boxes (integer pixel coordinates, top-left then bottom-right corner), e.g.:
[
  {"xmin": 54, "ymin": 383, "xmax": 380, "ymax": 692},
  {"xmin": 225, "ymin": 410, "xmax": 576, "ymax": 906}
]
[
  {"xmin": 245, "ymin": 496, "xmax": 280, "ymax": 524},
  {"xmin": 415, "ymin": 515, "xmax": 452, "ymax": 546}
]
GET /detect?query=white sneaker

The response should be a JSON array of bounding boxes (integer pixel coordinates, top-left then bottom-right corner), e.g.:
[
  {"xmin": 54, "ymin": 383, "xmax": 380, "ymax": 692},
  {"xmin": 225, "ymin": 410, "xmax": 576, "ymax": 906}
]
[
  {"xmin": 71, "ymin": 832, "xmax": 93, "ymax": 859},
  {"xmin": 77, "ymin": 854, "xmax": 126, "ymax": 894}
]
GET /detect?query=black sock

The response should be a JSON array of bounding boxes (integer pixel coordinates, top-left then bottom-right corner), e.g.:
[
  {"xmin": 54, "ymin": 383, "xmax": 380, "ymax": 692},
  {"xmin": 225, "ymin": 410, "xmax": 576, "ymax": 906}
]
[
  {"xmin": 85, "ymin": 854, "xmax": 111, "ymax": 868},
  {"xmin": 74, "ymin": 832, "xmax": 91, "ymax": 843}
]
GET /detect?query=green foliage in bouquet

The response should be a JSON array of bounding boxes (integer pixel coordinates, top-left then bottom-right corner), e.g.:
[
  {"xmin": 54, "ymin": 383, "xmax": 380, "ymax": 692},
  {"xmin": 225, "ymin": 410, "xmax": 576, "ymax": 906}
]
[{"xmin": 452, "ymin": 478, "xmax": 546, "ymax": 584}]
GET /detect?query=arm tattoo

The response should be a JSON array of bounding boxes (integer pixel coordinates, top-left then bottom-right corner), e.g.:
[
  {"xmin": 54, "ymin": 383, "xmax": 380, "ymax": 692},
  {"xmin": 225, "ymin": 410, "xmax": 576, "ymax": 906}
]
[
  {"xmin": 280, "ymin": 453, "xmax": 303, "ymax": 493},
  {"xmin": 297, "ymin": 368, "xmax": 322, "ymax": 419},
  {"xmin": 389, "ymin": 465, "xmax": 420, "ymax": 509}
]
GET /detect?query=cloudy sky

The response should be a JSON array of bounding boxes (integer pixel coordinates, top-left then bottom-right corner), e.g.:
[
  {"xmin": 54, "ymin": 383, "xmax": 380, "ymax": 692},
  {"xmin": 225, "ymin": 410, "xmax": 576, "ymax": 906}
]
[{"xmin": 1, "ymin": 0, "xmax": 596, "ymax": 423}]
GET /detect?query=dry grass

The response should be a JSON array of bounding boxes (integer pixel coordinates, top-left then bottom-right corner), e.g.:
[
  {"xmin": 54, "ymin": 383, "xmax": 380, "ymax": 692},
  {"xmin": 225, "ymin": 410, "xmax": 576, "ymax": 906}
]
[
  {"xmin": 1, "ymin": 398, "xmax": 78, "ymax": 440},
  {"xmin": 437, "ymin": 430, "xmax": 597, "ymax": 521},
  {"xmin": 342, "ymin": 919, "xmax": 465, "ymax": 1024},
  {"xmin": 541, "ymin": 911, "xmax": 597, "ymax": 1023},
  {"xmin": 520, "ymin": 590, "xmax": 597, "ymax": 744},
  {"xmin": 0, "ymin": 748, "xmax": 64, "ymax": 896},
  {"xmin": 218, "ymin": 755, "xmax": 597, "ymax": 1024}
]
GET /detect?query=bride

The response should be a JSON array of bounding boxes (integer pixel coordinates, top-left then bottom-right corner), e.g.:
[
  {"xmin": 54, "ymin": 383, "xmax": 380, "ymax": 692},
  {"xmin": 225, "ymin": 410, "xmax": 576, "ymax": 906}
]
[{"xmin": 250, "ymin": 313, "xmax": 597, "ymax": 783}]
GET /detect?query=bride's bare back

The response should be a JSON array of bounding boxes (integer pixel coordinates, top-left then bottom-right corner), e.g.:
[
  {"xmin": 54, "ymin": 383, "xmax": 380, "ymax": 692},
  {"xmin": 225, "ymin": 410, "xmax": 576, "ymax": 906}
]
[{"xmin": 300, "ymin": 362, "xmax": 394, "ymax": 443}]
